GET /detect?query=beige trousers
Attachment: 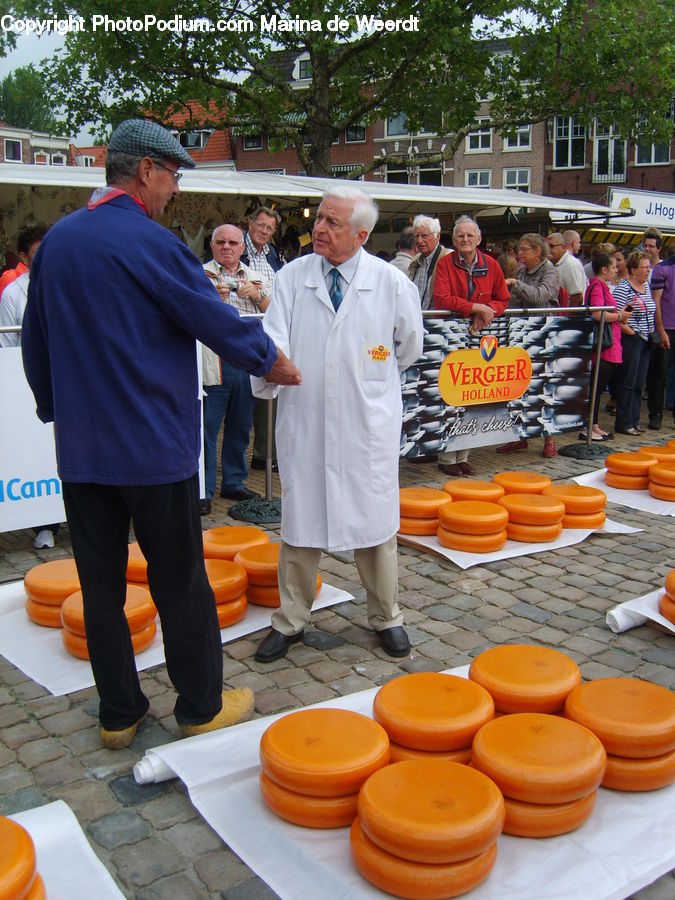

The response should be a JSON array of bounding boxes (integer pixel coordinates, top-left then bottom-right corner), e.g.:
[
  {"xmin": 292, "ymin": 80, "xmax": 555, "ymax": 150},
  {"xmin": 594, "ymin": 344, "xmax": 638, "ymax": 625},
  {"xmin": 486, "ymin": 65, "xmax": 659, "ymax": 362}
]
[
  {"xmin": 439, "ymin": 449, "xmax": 470, "ymax": 464},
  {"xmin": 271, "ymin": 536, "xmax": 403, "ymax": 636}
]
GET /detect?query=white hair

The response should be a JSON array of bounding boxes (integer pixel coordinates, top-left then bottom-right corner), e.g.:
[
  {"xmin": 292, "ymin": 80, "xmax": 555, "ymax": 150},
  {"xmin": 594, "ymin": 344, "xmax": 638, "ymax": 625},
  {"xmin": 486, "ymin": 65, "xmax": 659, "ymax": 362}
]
[
  {"xmin": 453, "ymin": 215, "xmax": 481, "ymax": 239},
  {"xmin": 413, "ymin": 215, "xmax": 441, "ymax": 236},
  {"xmin": 321, "ymin": 186, "xmax": 379, "ymax": 238}
]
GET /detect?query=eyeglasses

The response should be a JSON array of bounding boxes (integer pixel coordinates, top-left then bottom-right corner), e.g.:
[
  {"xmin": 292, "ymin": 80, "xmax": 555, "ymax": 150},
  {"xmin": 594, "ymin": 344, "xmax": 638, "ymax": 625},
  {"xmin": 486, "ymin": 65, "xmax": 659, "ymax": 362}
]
[
  {"xmin": 213, "ymin": 240, "xmax": 243, "ymax": 247},
  {"xmin": 251, "ymin": 222, "xmax": 275, "ymax": 233},
  {"xmin": 152, "ymin": 160, "xmax": 182, "ymax": 183}
]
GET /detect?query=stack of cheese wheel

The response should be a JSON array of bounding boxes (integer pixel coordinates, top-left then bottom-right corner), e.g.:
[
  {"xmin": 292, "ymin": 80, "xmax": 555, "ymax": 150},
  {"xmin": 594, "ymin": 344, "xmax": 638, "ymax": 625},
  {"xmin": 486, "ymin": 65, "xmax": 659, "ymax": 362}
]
[
  {"xmin": 351, "ymin": 760, "xmax": 503, "ymax": 899},
  {"xmin": 542, "ymin": 483, "xmax": 607, "ymax": 530},
  {"xmin": 659, "ymin": 570, "xmax": 675, "ymax": 626},
  {"xmin": 399, "ymin": 487, "xmax": 452, "ymax": 536},
  {"xmin": 126, "ymin": 542, "xmax": 148, "ymax": 587},
  {"xmin": 498, "ymin": 493, "xmax": 565, "ymax": 543},
  {"xmin": 565, "ymin": 677, "xmax": 675, "ymax": 792},
  {"xmin": 202, "ymin": 525, "xmax": 269, "ymax": 561},
  {"xmin": 60, "ymin": 585, "xmax": 157, "ymax": 660},
  {"xmin": 204, "ymin": 558, "xmax": 248, "ymax": 627},
  {"xmin": 647, "ymin": 459, "xmax": 675, "ymax": 503},
  {"xmin": 24, "ymin": 559, "xmax": 80, "ymax": 628},
  {"xmin": 604, "ymin": 450, "xmax": 657, "ymax": 490},
  {"xmin": 0, "ymin": 816, "xmax": 45, "ymax": 900},
  {"xmin": 437, "ymin": 501, "xmax": 508, "ymax": 553},
  {"xmin": 234, "ymin": 542, "xmax": 321, "ymax": 607},
  {"xmin": 259, "ymin": 708, "xmax": 390, "ymax": 828},
  {"xmin": 442, "ymin": 478, "xmax": 505, "ymax": 503},
  {"xmin": 638, "ymin": 444, "xmax": 675, "ymax": 465},
  {"xmin": 373, "ymin": 672, "xmax": 494, "ymax": 764},
  {"xmin": 472, "ymin": 713, "xmax": 606, "ymax": 837},
  {"xmin": 492, "ymin": 471, "xmax": 552, "ymax": 495},
  {"xmin": 469, "ymin": 645, "xmax": 582, "ymax": 715}
]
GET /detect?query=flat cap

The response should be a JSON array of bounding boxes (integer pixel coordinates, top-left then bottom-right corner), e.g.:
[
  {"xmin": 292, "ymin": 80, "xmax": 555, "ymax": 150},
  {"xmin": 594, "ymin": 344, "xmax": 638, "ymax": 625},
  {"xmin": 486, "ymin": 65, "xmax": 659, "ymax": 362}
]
[{"xmin": 108, "ymin": 118, "xmax": 196, "ymax": 168}]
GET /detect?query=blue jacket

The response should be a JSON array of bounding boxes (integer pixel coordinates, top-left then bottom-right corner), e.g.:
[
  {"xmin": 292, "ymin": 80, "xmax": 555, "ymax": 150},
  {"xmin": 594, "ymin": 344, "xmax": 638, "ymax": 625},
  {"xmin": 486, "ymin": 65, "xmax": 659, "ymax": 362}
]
[{"xmin": 22, "ymin": 193, "xmax": 277, "ymax": 485}]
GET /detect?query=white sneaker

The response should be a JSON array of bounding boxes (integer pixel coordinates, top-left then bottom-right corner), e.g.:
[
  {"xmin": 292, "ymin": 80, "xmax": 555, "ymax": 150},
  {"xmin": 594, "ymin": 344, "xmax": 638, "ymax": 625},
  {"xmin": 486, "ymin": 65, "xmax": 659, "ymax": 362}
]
[{"xmin": 33, "ymin": 529, "xmax": 55, "ymax": 549}]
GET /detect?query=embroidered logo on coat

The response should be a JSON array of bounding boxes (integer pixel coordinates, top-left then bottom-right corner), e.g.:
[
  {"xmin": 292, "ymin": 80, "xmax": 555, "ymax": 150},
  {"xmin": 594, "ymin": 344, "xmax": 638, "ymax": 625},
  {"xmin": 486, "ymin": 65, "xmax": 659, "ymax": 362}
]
[{"xmin": 367, "ymin": 344, "xmax": 391, "ymax": 361}]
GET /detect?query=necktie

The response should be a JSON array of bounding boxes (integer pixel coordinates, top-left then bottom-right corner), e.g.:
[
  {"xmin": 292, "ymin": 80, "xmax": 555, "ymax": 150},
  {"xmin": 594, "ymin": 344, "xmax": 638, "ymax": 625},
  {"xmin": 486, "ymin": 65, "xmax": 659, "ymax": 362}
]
[{"xmin": 329, "ymin": 267, "xmax": 343, "ymax": 312}]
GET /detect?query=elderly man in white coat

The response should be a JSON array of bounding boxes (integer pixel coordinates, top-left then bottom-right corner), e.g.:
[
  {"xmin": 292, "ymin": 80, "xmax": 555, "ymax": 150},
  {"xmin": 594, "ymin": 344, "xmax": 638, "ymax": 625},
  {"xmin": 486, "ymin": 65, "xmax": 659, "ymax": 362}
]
[{"xmin": 252, "ymin": 186, "xmax": 424, "ymax": 662}]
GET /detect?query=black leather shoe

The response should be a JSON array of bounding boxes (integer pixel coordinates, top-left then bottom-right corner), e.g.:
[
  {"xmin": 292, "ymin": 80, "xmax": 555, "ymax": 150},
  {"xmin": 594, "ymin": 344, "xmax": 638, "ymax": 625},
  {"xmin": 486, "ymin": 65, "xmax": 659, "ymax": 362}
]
[
  {"xmin": 255, "ymin": 628, "xmax": 304, "ymax": 662},
  {"xmin": 220, "ymin": 487, "xmax": 260, "ymax": 501},
  {"xmin": 251, "ymin": 457, "xmax": 279, "ymax": 472},
  {"xmin": 199, "ymin": 499, "xmax": 211, "ymax": 516},
  {"xmin": 438, "ymin": 463, "xmax": 463, "ymax": 477},
  {"xmin": 377, "ymin": 626, "xmax": 411, "ymax": 658},
  {"xmin": 648, "ymin": 415, "xmax": 662, "ymax": 430}
]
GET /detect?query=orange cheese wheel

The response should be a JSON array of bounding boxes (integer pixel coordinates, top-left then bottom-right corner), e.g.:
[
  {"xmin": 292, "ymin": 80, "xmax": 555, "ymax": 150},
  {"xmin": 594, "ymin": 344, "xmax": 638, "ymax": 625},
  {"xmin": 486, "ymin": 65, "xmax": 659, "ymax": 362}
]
[
  {"xmin": 498, "ymin": 493, "xmax": 565, "ymax": 526},
  {"xmin": 260, "ymin": 708, "xmax": 390, "ymax": 797},
  {"xmin": 503, "ymin": 791, "xmax": 596, "ymax": 838},
  {"xmin": 492, "ymin": 471, "xmax": 552, "ymax": 495},
  {"xmin": 649, "ymin": 462, "xmax": 675, "ymax": 486},
  {"xmin": 24, "ymin": 872, "xmax": 46, "ymax": 900},
  {"xmin": 358, "ymin": 760, "xmax": 504, "ymax": 864},
  {"xmin": 665, "ymin": 569, "xmax": 675, "ymax": 600},
  {"xmin": 373, "ymin": 673, "xmax": 494, "ymax": 752},
  {"xmin": 471, "ymin": 713, "xmax": 606, "ymax": 804},
  {"xmin": 437, "ymin": 527, "xmax": 507, "ymax": 553},
  {"xmin": 259, "ymin": 771, "xmax": 358, "ymax": 828},
  {"xmin": 23, "ymin": 558, "xmax": 80, "ymax": 606},
  {"xmin": 438, "ymin": 501, "xmax": 508, "ymax": 535},
  {"xmin": 659, "ymin": 592, "xmax": 675, "ymax": 625},
  {"xmin": 468, "ymin": 645, "xmax": 581, "ymax": 714},
  {"xmin": 541, "ymin": 484, "xmax": 607, "ymax": 515},
  {"xmin": 399, "ymin": 516, "xmax": 440, "ymax": 536},
  {"xmin": 442, "ymin": 479, "xmax": 505, "ymax": 503},
  {"xmin": 203, "ymin": 558, "xmax": 248, "ymax": 603},
  {"xmin": 216, "ymin": 594, "xmax": 248, "ymax": 628},
  {"xmin": 233, "ymin": 542, "xmax": 280, "ymax": 585},
  {"xmin": 62, "ymin": 620, "xmax": 156, "ymax": 660},
  {"xmin": 604, "ymin": 471, "xmax": 649, "ymax": 490},
  {"xmin": 25, "ymin": 597, "xmax": 64, "ymax": 628},
  {"xmin": 60, "ymin": 585, "xmax": 156, "ymax": 637},
  {"xmin": 564, "ymin": 678, "xmax": 675, "ymax": 758},
  {"xmin": 668, "ymin": 440, "xmax": 675, "ymax": 449},
  {"xmin": 506, "ymin": 521, "xmax": 563, "ymax": 543},
  {"xmin": 246, "ymin": 574, "xmax": 322, "ymax": 607},
  {"xmin": 637, "ymin": 445, "xmax": 675, "ymax": 463},
  {"xmin": 605, "ymin": 451, "xmax": 656, "ymax": 476},
  {"xmin": 648, "ymin": 481, "xmax": 675, "ymax": 502},
  {"xmin": 602, "ymin": 749, "xmax": 675, "ymax": 792},
  {"xmin": 202, "ymin": 526, "xmax": 269, "ymax": 560},
  {"xmin": 0, "ymin": 816, "xmax": 36, "ymax": 900},
  {"xmin": 350, "ymin": 818, "xmax": 498, "ymax": 900},
  {"xmin": 562, "ymin": 511, "xmax": 606, "ymax": 530},
  {"xmin": 389, "ymin": 743, "xmax": 472, "ymax": 765},
  {"xmin": 126, "ymin": 542, "xmax": 148, "ymax": 583},
  {"xmin": 399, "ymin": 487, "xmax": 452, "ymax": 518}
]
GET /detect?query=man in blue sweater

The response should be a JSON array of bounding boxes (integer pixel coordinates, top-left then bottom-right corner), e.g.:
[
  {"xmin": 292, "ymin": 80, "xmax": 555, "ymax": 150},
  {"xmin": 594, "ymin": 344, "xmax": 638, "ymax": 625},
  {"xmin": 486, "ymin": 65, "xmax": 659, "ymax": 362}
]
[{"xmin": 21, "ymin": 119, "xmax": 301, "ymax": 749}]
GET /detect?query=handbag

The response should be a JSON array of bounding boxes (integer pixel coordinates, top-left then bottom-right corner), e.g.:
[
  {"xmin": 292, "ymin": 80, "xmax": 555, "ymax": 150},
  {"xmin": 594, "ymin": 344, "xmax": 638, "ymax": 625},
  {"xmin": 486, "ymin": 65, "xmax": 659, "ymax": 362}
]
[{"xmin": 585, "ymin": 282, "xmax": 613, "ymax": 350}]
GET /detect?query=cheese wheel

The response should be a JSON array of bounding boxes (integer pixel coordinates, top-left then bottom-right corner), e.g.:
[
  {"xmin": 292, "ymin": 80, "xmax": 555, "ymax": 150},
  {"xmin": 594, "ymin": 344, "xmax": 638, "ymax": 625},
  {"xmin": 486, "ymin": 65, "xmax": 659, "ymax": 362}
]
[
  {"xmin": 506, "ymin": 521, "xmax": 563, "ymax": 543},
  {"xmin": 604, "ymin": 471, "xmax": 649, "ymax": 491},
  {"xmin": 666, "ymin": 569, "xmax": 675, "ymax": 600},
  {"xmin": 358, "ymin": 760, "xmax": 504, "ymax": 864},
  {"xmin": 399, "ymin": 516, "xmax": 440, "ymax": 536},
  {"xmin": 203, "ymin": 558, "xmax": 248, "ymax": 603},
  {"xmin": 541, "ymin": 484, "xmax": 606, "ymax": 515},
  {"xmin": 126, "ymin": 542, "xmax": 148, "ymax": 583},
  {"xmin": 23, "ymin": 559, "xmax": 80, "ymax": 606},
  {"xmin": 24, "ymin": 872, "xmax": 46, "ymax": 900},
  {"xmin": 442, "ymin": 479, "xmax": 505, "ymax": 503},
  {"xmin": 202, "ymin": 526, "xmax": 269, "ymax": 560},
  {"xmin": 246, "ymin": 575, "xmax": 322, "ymax": 607},
  {"xmin": 660, "ymin": 592, "xmax": 675, "ymax": 625},
  {"xmin": 260, "ymin": 708, "xmax": 390, "ymax": 797},
  {"xmin": 503, "ymin": 791, "xmax": 596, "ymax": 838},
  {"xmin": 0, "ymin": 816, "xmax": 36, "ymax": 900},
  {"xmin": 62, "ymin": 620, "xmax": 156, "ymax": 660},
  {"xmin": 216, "ymin": 594, "xmax": 248, "ymax": 628},
  {"xmin": 259, "ymin": 771, "xmax": 358, "ymax": 828},
  {"xmin": 471, "ymin": 713, "xmax": 606, "ymax": 804},
  {"xmin": 25, "ymin": 597, "xmax": 64, "ymax": 628},
  {"xmin": 561, "ymin": 511, "xmax": 606, "ymax": 530},
  {"xmin": 399, "ymin": 487, "xmax": 452, "ymax": 518},
  {"xmin": 648, "ymin": 462, "xmax": 675, "ymax": 487},
  {"xmin": 648, "ymin": 481, "xmax": 675, "ymax": 502},
  {"xmin": 602, "ymin": 749, "xmax": 675, "ymax": 792},
  {"xmin": 498, "ymin": 494, "xmax": 565, "ymax": 526},
  {"xmin": 350, "ymin": 818, "xmax": 498, "ymax": 900},
  {"xmin": 605, "ymin": 451, "xmax": 657, "ymax": 476},
  {"xmin": 468, "ymin": 645, "xmax": 581, "ymax": 714},
  {"xmin": 492, "ymin": 471, "xmax": 552, "ymax": 495},
  {"xmin": 637, "ymin": 445, "xmax": 675, "ymax": 463},
  {"xmin": 389, "ymin": 743, "xmax": 472, "ymax": 765},
  {"xmin": 438, "ymin": 501, "xmax": 508, "ymax": 535},
  {"xmin": 437, "ymin": 527, "xmax": 508, "ymax": 553},
  {"xmin": 564, "ymin": 678, "xmax": 675, "ymax": 758},
  {"xmin": 60, "ymin": 585, "xmax": 156, "ymax": 637},
  {"xmin": 373, "ymin": 673, "xmax": 494, "ymax": 752},
  {"xmin": 233, "ymin": 542, "xmax": 280, "ymax": 586}
]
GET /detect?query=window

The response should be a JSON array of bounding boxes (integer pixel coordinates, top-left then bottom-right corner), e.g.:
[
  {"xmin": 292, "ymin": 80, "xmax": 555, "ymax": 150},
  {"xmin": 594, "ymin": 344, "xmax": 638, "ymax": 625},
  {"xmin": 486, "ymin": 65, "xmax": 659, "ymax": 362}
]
[
  {"xmin": 4, "ymin": 139, "xmax": 21, "ymax": 162},
  {"xmin": 636, "ymin": 140, "xmax": 670, "ymax": 165},
  {"xmin": 179, "ymin": 130, "xmax": 210, "ymax": 149},
  {"xmin": 34, "ymin": 152, "xmax": 49, "ymax": 165},
  {"xmin": 82, "ymin": 155, "xmax": 97, "ymax": 167},
  {"xmin": 553, "ymin": 116, "xmax": 585, "ymax": 168},
  {"xmin": 298, "ymin": 58, "xmax": 312, "ymax": 79},
  {"xmin": 418, "ymin": 163, "xmax": 442, "ymax": 186},
  {"xmin": 386, "ymin": 165, "xmax": 408, "ymax": 184},
  {"xmin": 466, "ymin": 119, "xmax": 492, "ymax": 153},
  {"xmin": 243, "ymin": 134, "xmax": 263, "ymax": 150},
  {"xmin": 465, "ymin": 169, "xmax": 491, "ymax": 188},
  {"xmin": 345, "ymin": 125, "xmax": 366, "ymax": 143},
  {"xmin": 593, "ymin": 121, "xmax": 626, "ymax": 182},
  {"xmin": 332, "ymin": 164, "xmax": 363, "ymax": 179},
  {"xmin": 503, "ymin": 124, "xmax": 531, "ymax": 150},
  {"xmin": 51, "ymin": 154, "xmax": 65, "ymax": 166},
  {"xmin": 386, "ymin": 114, "xmax": 409, "ymax": 137},
  {"xmin": 503, "ymin": 167, "xmax": 530, "ymax": 192}
]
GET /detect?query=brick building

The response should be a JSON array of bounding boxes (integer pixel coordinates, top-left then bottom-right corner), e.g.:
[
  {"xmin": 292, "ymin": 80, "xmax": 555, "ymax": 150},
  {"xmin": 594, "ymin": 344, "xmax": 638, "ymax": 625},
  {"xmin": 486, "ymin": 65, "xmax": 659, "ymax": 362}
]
[{"xmin": 1, "ymin": 121, "xmax": 72, "ymax": 166}]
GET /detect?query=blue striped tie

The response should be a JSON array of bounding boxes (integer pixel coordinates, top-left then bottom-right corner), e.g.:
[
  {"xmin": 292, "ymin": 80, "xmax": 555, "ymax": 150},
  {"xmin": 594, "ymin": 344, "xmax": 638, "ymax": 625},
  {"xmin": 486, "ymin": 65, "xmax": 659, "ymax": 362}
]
[{"xmin": 329, "ymin": 267, "xmax": 343, "ymax": 312}]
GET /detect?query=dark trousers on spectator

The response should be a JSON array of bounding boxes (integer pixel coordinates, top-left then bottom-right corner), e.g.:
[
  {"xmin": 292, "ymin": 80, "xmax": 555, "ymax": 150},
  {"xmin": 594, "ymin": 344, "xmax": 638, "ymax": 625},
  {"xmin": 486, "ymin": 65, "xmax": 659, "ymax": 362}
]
[
  {"xmin": 614, "ymin": 333, "xmax": 651, "ymax": 432},
  {"xmin": 646, "ymin": 340, "xmax": 670, "ymax": 419},
  {"xmin": 592, "ymin": 358, "xmax": 617, "ymax": 428}
]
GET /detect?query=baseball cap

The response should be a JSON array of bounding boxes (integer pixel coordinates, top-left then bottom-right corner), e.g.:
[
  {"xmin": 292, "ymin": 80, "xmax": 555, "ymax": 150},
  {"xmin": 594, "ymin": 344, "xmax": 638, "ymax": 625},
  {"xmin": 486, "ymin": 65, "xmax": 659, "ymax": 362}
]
[{"xmin": 108, "ymin": 118, "xmax": 196, "ymax": 169}]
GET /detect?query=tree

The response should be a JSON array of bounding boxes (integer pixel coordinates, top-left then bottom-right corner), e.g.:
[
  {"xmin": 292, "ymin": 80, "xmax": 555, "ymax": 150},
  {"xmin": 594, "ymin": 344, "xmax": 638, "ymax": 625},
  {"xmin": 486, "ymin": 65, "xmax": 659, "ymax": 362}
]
[
  {"xmin": 6, "ymin": 0, "xmax": 674, "ymax": 176},
  {"xmin": 0, "ymin": 65, "xmax": 61, "ymax": 132}
]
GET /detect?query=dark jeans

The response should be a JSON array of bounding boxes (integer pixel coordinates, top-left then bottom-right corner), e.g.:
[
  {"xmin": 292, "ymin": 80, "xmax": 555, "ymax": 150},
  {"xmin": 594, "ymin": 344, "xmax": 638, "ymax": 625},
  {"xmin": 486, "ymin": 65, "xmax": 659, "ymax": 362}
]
[
  {"xmin": 203, "ymin": 365, "xmax": 256, "ymax": 498},
  {"xmin": 614, "ymin": 333, "xmax": 651, "ymax": 431},
  {"xmin": 592, "ymin": 358, "xmax": 617, "ymax": 427},
  {"xmin": 646, "ymin": 340, "xmax": 670, "ymax": 418},
  {"xmin": 63, "ymin": 475, "xmax": 223, "ymax": 730}
]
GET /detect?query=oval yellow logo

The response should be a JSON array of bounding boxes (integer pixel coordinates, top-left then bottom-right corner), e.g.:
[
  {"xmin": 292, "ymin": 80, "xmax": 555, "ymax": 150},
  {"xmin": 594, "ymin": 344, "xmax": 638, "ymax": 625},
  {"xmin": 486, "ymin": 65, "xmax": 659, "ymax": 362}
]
[{"xmin": 438, "ymin": 343, "xmax": 532, "ymax": 407}]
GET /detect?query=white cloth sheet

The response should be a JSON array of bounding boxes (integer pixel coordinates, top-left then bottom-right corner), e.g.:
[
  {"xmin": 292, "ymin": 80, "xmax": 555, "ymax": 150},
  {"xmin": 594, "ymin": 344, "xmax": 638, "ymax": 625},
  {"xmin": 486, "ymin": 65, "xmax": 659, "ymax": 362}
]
[
  {"xmin": 10, "ymin": 800, "xmax": 124, "ymax": 899},
  {"xmin": 398, "ymin": 517, "xmax": 640, "ymax": 569},
  {"xmin": 136, "ymin": 667, "xmax": 675, "ymax": 900},
  {"xmin": 575, "ymin": 468, "xmax": 675, "ymax": 516},
  {"xmin": 0, "ymin": 581, "xmax": 351, "ymax": 696},
  {"xmin": 606, "ymin": 588, "xmax": 675, "ymax": 635}
]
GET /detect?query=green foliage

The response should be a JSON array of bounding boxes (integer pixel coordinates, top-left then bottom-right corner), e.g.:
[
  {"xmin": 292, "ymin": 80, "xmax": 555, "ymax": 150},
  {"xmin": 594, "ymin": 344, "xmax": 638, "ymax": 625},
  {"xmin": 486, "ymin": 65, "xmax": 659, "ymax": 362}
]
[{"xmin": 0, "ymin": 65, "xmax": 61, "ymax": 132}]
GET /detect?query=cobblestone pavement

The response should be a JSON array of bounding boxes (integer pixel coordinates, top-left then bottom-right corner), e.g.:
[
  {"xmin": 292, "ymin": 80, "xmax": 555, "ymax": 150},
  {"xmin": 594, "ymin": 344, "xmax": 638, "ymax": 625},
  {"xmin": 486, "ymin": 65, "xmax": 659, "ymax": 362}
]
[{"xmin": 1, "ymin": 413, "xmax": 675, "ymax": 899}]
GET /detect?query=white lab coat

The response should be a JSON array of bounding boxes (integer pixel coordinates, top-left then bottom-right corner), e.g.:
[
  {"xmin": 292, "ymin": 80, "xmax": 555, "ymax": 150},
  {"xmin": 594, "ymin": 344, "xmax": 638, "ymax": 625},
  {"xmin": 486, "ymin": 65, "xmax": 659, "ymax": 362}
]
[{"xmin": 252, "ymin": 248, "xmax": 423, "ymax": 551}]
